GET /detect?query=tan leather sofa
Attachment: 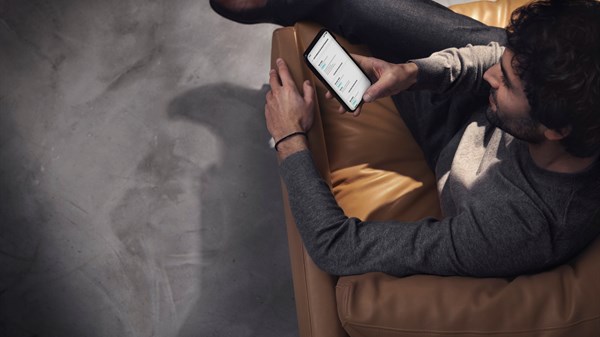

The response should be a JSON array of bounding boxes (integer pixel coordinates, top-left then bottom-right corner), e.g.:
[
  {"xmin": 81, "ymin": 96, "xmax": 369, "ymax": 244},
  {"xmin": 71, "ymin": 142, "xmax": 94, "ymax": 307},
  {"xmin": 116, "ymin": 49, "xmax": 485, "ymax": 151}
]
[{"xmin": 272, "ymin": 1, "xmax": 600, "ymax": 336}]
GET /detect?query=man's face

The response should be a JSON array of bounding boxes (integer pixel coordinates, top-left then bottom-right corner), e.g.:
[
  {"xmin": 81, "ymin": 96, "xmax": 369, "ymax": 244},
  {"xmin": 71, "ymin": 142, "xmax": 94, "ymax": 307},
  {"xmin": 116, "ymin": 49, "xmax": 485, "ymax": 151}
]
[{"xmin": 482, "ymin": 49, "xmax": 545, "ymax": 143}]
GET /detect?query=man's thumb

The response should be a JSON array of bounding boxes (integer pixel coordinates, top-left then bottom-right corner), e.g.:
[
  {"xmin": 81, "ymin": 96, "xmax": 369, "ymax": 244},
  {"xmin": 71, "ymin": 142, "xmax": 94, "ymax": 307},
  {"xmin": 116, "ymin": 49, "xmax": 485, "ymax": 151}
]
[
  {"xmin": 303, "ymin": 80, "xmax": 314, "ymax": 105},
  {"xmin": 363, "ymin": 87, "xmax": 379, "ymax": 103},
  {"xmin": 364, "ymin": 78, "xmax": 394, "ymax": 102}
]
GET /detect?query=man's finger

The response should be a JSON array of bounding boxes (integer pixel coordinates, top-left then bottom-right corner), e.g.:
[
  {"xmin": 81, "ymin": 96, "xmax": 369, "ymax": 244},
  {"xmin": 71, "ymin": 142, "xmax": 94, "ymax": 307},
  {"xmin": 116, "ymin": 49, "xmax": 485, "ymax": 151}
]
[
  {"xmin": 363, "ymin": 76, "xmax": 394, "ymax": 102},
  {"xmin": 351, "ymin": 53, "xmax": 380, "ymax": 83},
  {"xmin": 350, "ymin": 53, "xmax": 368, "ymax": 65},
  {"xmin": 275, "ymin": 58, "xmax": 297, "ymax": 90},
  {"xmin": 302, "ymin": 80, "xmax": 315, "ymax": 107},
  {"xmin": 325, "ymin": 90, "xmax": 333, "ymax": 99},
  {"xmin": 269, "ymin": 68, "xmax": 281, "ymax": 91},
  {"xmin": 350, "ymin": 54, "xmax": 372, "ymax": 73}
]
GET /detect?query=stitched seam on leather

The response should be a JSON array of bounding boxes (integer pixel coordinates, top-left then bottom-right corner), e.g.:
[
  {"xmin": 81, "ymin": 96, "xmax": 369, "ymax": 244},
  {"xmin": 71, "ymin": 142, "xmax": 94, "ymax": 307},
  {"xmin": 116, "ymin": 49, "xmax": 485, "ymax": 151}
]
[
  {"xmin": 299, "ymin": 247, "xmax": 313, "ymax": 337},
  {"xmin": 288, "ymin": 25, "xmax": 326, "ymax": 337},
  {"xmin": 337, "ymin": 282, "xmax": 364, "ymax": 337},
  {"xmin": 280, "ymin": 25, "xmax": 315, "ymax": 337},
  {"xmin": 338, "ymin": 282, "xmax": 351, "ymax": 326},
  {"xmin": 343, "ymin": 314, "xmax": 600, "ymax": 335},
  {"xmin": 295, "ymin": 28, "xmax": 317, "ymax": 337}
]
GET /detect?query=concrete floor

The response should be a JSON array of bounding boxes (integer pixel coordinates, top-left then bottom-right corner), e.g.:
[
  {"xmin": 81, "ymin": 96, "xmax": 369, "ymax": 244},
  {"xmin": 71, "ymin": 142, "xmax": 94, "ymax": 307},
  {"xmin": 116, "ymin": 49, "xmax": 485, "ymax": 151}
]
[{"xmin": 0, "ymin": 0, "xmax": 464, "ymax": 336}]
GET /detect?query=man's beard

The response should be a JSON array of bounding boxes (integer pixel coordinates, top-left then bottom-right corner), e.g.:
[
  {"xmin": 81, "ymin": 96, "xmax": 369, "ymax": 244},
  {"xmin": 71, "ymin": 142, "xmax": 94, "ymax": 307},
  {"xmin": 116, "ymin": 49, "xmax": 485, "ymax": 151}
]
[{"xmin": 485, "ymin": 90, "xmax": 545, "ymax": 144}]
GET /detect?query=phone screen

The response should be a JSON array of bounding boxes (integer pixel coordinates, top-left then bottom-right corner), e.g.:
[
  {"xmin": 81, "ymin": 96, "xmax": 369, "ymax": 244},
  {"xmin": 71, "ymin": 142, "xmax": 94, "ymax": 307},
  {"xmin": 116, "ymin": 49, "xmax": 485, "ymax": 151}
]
[{"xmin": 304, "ymin": 30, "xmax": 371, "ymax": 112}]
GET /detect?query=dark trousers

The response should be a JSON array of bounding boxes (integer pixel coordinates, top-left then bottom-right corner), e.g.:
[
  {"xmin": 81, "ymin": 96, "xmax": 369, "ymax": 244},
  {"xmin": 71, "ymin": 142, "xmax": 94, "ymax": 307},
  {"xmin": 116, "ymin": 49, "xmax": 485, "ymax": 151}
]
[{"xmin": 275, "ymin": 0, "xmax": 507, "ymax": 169}]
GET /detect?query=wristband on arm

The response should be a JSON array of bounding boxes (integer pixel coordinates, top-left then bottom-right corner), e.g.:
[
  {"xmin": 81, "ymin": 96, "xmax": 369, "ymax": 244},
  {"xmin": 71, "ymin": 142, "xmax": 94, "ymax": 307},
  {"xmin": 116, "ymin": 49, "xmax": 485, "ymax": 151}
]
[{"xmin": 274, "ymin": 131, "xmax": 308, "ymax": 151}]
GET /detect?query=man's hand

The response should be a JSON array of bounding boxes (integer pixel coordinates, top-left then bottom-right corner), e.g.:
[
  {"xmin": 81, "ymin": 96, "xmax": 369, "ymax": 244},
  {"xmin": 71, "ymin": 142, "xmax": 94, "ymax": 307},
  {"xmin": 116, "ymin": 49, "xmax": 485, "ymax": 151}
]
[
  {"xmin": 265, "ymin": 58, "xmax": 315, "ymax": 160},
  {"xmin": 326, "ymin": 54, "xmax": 419, "ymax": 116}
]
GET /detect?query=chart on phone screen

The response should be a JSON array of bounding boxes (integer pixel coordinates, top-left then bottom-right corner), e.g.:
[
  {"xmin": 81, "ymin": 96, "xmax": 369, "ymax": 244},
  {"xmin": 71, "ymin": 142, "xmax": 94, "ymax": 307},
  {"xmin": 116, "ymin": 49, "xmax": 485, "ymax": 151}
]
[{"xmin": 307, "ymin": 31, "xmax": 370, "ymax": 110}]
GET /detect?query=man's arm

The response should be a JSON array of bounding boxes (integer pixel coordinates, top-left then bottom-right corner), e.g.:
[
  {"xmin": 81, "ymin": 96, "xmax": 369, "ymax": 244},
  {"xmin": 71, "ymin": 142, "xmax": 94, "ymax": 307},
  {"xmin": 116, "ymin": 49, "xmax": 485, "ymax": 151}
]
[
  {"xmin": 279, "ymin": 150, "xmax": 555, "ymax": 277},
  {"xmin": 410, "ymin": 42, "xmax": 504, "ymax": 94},
  {"xmin": 276, "ymin": 132, "xmax": 308, "ymax": 162},
  {"xmin": 327, "ymin": 43, "xmax": 504, "ymax": 114}
]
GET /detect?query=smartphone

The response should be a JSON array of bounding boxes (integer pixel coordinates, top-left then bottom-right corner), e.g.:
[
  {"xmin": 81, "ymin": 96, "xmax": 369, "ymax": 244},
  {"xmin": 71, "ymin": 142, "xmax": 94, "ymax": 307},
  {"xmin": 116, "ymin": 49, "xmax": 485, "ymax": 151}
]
[{"xmin": 304, "ymin": 29, "xmax": 372, "ymax": 112}]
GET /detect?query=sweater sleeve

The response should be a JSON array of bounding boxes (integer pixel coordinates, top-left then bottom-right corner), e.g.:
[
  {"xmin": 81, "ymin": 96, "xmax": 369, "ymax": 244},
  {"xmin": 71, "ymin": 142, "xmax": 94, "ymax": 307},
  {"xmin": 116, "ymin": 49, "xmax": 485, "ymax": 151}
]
[
  {"xmin": 279, "ymin": 150, "xmax": 555, "ymax": 278},
  {"xmin": 410, "ymin": 42, "xmax": 504, "ymax": 94}
]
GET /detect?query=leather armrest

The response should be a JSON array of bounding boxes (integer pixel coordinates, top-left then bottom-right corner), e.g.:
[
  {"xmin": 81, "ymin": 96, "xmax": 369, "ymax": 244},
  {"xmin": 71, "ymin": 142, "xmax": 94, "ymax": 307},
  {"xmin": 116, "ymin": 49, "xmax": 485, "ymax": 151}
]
[
  {"xmin": 337, "ymin": 239, "xmax": 600, "ymax": 336},
  {"xmin": 273, "ymin": 21, "xmax": 442, "ymax": 337}
]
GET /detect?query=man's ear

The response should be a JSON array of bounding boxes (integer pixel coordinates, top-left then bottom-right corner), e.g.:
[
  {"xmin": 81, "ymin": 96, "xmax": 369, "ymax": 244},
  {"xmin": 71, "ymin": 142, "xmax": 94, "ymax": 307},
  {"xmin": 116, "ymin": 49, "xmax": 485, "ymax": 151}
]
[{"xmin": 543, "ymin": 126, "xmax": 571, "ymax": 141}]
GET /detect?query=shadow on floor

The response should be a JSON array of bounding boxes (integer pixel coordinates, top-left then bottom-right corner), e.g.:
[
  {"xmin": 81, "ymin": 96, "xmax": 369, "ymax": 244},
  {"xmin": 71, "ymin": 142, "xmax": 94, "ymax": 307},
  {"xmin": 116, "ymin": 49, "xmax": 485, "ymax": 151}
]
[{"xmin": 167, "ymin": 82, "xmax": 299, "ymax": 337}]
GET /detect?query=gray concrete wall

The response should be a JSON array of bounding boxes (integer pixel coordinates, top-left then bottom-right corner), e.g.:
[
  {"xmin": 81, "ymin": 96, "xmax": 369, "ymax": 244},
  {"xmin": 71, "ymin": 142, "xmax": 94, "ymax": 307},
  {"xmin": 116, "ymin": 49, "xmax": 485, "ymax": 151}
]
[{"xmin": 0, "ymin": 0, "xmax": 466, "ymax": 336}]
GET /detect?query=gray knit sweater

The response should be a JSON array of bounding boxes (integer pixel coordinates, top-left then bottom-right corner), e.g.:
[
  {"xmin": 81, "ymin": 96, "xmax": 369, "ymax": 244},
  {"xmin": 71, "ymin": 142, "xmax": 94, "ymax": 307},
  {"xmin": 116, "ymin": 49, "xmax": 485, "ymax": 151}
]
[{"xmin": 279, "ymin": 43, "xmax": 600, "ymax": 277}]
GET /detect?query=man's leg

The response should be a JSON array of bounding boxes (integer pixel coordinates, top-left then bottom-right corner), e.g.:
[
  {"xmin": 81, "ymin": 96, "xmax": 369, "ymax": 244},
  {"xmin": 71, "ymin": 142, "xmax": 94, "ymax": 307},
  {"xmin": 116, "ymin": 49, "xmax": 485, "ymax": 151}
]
[
  {"xmin": 306, "ymin": 0, "xmax": 506, "ymax": 62},
  {"xmin": 213, "ymin": 0, "xmax": 506, "ymax": 60}
]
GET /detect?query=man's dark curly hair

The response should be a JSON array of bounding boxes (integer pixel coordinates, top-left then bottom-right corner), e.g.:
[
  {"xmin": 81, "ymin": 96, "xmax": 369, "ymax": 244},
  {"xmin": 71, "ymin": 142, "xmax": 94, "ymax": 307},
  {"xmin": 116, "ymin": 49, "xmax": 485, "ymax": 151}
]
[{"xmin": 506, "ymin": 0, "xmax": 600, "ymax": 157}]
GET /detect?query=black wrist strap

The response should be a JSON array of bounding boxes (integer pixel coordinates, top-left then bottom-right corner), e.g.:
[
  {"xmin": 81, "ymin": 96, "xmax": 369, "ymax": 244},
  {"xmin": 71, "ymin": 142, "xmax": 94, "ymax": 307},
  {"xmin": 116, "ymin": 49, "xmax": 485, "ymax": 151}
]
[{"xmin": 274, "ymin": 131, "xmax": 307, "ymax": 151}]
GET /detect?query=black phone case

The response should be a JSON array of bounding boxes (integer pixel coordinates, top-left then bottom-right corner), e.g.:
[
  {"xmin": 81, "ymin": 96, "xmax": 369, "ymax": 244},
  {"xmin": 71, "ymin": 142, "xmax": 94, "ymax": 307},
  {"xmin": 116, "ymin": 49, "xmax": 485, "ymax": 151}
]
[{"xmin": 303, "ymin": 28, "xmax": 372, "ymax": 112}]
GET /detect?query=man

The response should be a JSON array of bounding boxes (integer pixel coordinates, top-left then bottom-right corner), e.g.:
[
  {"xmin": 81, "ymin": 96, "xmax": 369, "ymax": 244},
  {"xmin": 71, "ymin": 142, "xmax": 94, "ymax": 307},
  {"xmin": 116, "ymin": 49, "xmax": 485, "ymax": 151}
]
[{"xmin": 211, "ymin": 0, "xmax": 600, "ymax": 277}]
